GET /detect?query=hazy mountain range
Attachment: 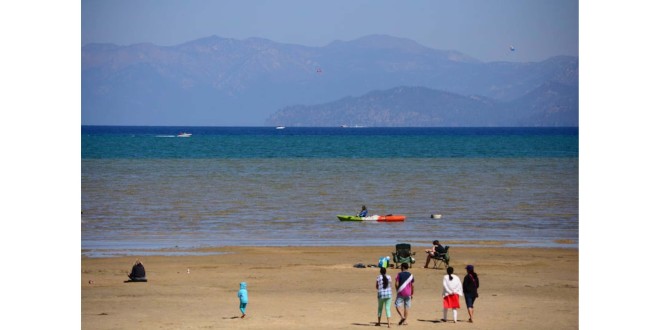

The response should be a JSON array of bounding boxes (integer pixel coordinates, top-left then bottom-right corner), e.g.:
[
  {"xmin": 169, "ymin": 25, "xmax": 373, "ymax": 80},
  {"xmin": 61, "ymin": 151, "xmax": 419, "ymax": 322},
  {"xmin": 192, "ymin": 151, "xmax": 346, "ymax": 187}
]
[
  {"xmin": 82, "ymin": 34, "xmax": 578, "ymax": 126},
  {"xmin": 266, "ymin": 82, "xmax": 578, "ymax": 127}
]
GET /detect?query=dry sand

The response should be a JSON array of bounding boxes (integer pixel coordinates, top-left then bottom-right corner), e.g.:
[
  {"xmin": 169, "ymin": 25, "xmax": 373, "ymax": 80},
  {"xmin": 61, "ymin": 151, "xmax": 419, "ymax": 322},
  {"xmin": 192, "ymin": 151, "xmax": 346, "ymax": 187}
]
[{"xmin": 81, "ymin": 246, "xmax": 578, "ymax": 329}]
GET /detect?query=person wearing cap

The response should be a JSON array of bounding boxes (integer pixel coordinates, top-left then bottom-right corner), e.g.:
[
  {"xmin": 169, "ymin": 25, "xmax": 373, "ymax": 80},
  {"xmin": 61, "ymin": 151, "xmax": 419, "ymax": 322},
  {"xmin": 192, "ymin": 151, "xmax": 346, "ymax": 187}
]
[{"xmin": 463, "ymin": 265, "xmax": 479, "ymax": 323}]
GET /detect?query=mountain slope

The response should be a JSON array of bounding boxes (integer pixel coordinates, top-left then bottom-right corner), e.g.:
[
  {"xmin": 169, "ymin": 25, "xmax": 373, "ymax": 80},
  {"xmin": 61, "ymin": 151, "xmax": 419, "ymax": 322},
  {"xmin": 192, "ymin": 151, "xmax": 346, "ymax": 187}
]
[
  {"xmin": 265, "ymin": 84, "xmax": 578, "ymax": 127},
  {"xmin": 82, "ymin": 35, "xmax": 578, "ymax": 126}
]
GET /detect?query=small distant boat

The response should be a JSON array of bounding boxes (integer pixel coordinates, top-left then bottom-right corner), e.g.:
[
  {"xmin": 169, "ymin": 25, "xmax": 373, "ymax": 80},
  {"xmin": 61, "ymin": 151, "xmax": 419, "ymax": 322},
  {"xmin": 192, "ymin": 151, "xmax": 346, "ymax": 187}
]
[
  {"xmin": 337, "ymin": 214, "xmax": 406, "ymax": 222},
  {"xmin": 431, "ymin": 214, "xmax": 442, "ymax": 219},
  {"xmin": 177, "ymin": 132, "xmax": 192, "ymax": 137},
  {"xmin": 275, "ymin": 126, "xmax": 286, "ymax": 130}
]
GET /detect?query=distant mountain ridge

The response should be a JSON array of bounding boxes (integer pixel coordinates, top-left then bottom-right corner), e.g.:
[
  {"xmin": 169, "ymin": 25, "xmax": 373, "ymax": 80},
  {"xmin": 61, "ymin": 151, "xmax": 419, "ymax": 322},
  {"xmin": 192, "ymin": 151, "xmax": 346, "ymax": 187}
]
[
  {"xmin": 82, "ymin": 34, "xmax": 578, "ymax": 126},
  {"xmin": 266, "ymin": 83, "xmax": 577, "ymax": 127}
]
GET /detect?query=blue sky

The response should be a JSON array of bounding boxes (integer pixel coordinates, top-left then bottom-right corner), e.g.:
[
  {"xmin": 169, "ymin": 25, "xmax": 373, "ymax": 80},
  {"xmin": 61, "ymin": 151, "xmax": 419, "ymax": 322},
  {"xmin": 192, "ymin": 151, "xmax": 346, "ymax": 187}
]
[{"xmin": 82, "ymin": 0, "xmax": 578, "ymax": 62}]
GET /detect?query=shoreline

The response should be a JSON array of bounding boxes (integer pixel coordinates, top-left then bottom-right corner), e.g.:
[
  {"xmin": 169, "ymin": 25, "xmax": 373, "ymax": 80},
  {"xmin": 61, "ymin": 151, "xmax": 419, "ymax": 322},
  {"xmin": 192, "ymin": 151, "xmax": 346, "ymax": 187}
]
[
  {"xmin": 82, "ymin": 246, "xmax": 578, "ymax": 329},
  {"xmin": 82, "ymin": 240, "xmax": 579, "ymax": 258}
]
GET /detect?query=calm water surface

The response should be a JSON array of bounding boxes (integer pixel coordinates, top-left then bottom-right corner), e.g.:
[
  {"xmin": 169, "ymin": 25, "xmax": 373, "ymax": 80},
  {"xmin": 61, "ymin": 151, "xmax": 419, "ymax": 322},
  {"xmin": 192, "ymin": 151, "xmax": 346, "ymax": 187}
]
[{"xmin": 81, "ymin": 127, "xmax": 578, "ymax": 257}]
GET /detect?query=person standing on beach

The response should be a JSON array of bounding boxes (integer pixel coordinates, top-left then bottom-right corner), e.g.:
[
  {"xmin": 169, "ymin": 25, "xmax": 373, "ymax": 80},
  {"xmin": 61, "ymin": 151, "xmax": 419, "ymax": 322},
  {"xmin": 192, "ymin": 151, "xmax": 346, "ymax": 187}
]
[
  {"xmin": 237, "ymin": 282, "xmax": 248, "ymax": 319},
  {"xmin": 442, "ymin": 266, "xmax": 463, "ymax": 323},
  {"xmin": 394, "ymin": 263, "xmax": 414, "ymax": 325},
  {"xmin": 376, "ymin": 267, "xmax": 392, "ymax": 327},
  {"xmin": 463, "ymin": 265, "xmax": 479, "ymax": 323},
  {"xmin": 359, "ymin": 205, "xmax": 368, "ymax": 217}
]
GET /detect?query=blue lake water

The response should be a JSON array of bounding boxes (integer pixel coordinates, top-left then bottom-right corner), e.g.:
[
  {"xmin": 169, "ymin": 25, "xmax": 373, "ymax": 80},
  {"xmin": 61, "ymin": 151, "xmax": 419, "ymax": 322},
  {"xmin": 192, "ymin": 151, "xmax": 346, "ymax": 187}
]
[{"xmin": 81, "ymin": 126, "xmax": 578, "ymax": 257}]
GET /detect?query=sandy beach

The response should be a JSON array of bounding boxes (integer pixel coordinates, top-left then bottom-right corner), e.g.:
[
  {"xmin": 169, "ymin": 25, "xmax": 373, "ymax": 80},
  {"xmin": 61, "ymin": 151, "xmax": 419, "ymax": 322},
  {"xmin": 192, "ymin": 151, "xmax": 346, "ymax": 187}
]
[{"xmin": 81, "ymin": 246, "xmax": 578, "ymax": 329}]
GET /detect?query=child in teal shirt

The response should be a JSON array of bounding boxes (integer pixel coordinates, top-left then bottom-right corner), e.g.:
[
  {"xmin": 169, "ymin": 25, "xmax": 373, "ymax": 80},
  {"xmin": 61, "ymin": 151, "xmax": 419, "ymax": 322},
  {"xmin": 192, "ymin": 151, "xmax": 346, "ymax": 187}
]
[{"xmin": 237, "ymin": 282, "xmax": 248, "ymax": 318}]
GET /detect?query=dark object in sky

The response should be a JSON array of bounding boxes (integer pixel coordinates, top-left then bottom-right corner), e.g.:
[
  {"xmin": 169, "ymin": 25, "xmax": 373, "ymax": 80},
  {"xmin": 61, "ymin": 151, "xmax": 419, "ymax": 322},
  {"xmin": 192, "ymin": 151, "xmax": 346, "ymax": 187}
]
[{"xmin": 510, "ymin": 45, "xmax": 516, "ymax": 51}]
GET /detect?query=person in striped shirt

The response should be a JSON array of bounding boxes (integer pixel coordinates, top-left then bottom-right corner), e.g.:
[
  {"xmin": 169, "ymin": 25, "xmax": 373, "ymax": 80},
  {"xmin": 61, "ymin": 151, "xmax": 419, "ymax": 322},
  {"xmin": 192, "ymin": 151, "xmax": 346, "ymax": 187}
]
[{"xmin": 395, "ymin": 263, "xmax": 414, "ymax": 325}]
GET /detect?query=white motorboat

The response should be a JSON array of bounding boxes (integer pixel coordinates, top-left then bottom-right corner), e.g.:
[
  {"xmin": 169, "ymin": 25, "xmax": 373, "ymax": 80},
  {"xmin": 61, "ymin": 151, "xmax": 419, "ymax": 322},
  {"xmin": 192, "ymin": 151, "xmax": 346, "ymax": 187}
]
[{"xmin": 177, "ymin": 132, "xmax": 192, "ymax": 137}]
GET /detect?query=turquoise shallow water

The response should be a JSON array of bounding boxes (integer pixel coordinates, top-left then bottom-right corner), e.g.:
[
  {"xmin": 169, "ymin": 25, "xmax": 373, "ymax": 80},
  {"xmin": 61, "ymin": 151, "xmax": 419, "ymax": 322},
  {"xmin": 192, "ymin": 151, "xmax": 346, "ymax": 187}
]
[{"xmin": 81, "ymin": 127, "xmax": 578, "ymax": 257}]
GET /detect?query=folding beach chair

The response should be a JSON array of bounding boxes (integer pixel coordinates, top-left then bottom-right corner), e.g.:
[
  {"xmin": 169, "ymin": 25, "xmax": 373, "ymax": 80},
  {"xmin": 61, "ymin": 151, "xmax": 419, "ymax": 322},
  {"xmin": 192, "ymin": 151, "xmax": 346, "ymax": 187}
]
[
  {"xmin": 391, "ymin": 243, "xmax": 416, "ymax": 268},
  {"xmin": 431, "ymin": 245, "xmax": 450, "ymax": 269}
]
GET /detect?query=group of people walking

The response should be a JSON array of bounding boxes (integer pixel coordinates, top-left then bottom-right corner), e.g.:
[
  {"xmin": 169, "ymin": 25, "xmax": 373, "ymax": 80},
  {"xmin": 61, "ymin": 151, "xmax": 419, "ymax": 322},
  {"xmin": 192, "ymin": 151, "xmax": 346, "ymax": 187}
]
[{"xmin": 375, "ymin": 263, "xmax": 479, "ymax": 327}]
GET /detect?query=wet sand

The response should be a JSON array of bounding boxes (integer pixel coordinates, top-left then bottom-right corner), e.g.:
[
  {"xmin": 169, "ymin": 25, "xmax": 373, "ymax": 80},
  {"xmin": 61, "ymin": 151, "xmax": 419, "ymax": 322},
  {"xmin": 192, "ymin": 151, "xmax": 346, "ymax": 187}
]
[{"xmin": 81, "ymin": 246, "xmax": 578, "ymax": 329}]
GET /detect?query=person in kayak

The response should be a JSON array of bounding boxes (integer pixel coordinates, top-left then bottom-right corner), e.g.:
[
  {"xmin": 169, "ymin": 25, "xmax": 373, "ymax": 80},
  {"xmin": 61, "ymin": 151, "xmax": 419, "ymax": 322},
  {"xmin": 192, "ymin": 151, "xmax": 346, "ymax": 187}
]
[{"xmin": 359, "ymin": 205, "xmax": 368, "ymax": 217}]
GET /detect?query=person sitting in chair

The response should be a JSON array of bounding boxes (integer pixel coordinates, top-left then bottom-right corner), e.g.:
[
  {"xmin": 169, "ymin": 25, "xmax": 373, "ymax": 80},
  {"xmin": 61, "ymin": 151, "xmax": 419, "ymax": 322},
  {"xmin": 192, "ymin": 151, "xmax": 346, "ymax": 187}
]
[
  {"xmin": 127, "ymin": 259, "xmax": 147, "ymax": 281},
  {"xmin": 424, "ymin": 240, "xmax": 446, "ymax": 268}
]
